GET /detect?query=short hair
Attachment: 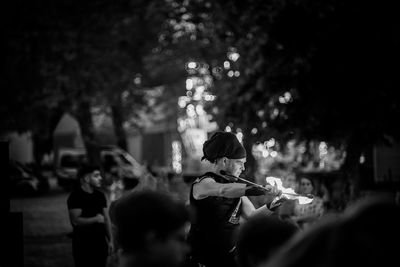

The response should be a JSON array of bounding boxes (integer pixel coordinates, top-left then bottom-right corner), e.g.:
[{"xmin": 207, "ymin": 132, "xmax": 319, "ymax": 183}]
[
  {"xmin": 77, "ymin": 164, "xmax": 100, "ymax": 180},
  {"xmin": 236, "ymin": 214, "xmax": 299, "ymax": 267},
  {"xmin": 110, "ymin": 190, "xmax": 190, "ymax": 252}
]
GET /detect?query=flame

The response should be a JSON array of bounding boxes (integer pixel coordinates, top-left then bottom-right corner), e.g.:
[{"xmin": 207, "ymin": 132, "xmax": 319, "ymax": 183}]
[{"xmin": 266, "ymin": 176, "xmax": 313, "ymax": 205}]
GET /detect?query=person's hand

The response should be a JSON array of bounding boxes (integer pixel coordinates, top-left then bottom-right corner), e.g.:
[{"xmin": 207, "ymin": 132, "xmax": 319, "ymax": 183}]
[
  {"xmin": 264, "ymin": 181, "xmax": 282, "ymax": 197},
  {"xmin": 95, "ymin": 214, "xmax": 105, "ymax": 223},
  {"xmin": 268, "ymin": 195, "xmax": 289, "ymax": 211}
]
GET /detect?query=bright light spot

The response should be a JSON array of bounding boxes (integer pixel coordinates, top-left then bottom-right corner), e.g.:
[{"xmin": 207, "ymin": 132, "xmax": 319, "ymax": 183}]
[
  {"xmin": 177, "ymin": 118, "xmax": 186, "ymax": 132},
  {"xmin": 266, "ymin": 138, "xmax": 275, "ymax": 148},
  {"xmin": 236, "ymin": 132, "xmax": 243, "ymax": 143},
  {"xmin": 319, "ymin": 142, "xmax": 328, "ymax": 156},
  {"xmin": 186, "ymin": 91, "xmax": 193, "ymax": 97},
  {"xmin": 204, "ymin": 94, "xmax": 216, "ymax": 101},
  {"xmin": 196, "ymin": 105, "xmax": 205, "ymax": 115},
  {"xmin": 193, "ymin": 91, "xmax": 202, "ymax": 101},
  {"xmin": 178, "ymin": 96, "xmax": 189, "ymax": 108},
  {"xmin": 186, "ymin": 104, "xmax": 196, "ymax": 117},
  {"xmin": 234, "ymin": 71, "xmax": 240, "ymax": 77},
  {"xmin": 270, "ymin": 151, "xmax": 278, "ymax": 157},
  {"xmin": 224, "ymin": 61, "xmax": 230, "ymax": 69},
  {"xmin": 284, "ymin": 92, "xmax": 292, "ymax": 102},
  {"xmin": 172, "ymin": 141, "xmax": 182, "ymax": 174},
  {"xmin": 134, "ymin": 76, "xmax": 141, "ymax": 85},
  {"xmin": 273, "ymin": 108, "xmax": 279, "ymax": 117},
  {"xmin": 262, "ymin": 150, "xmax": 269, "ymax": 158},
  {"xmin": 228, "ymin": 70, "xmax": 234, "ymax": 77},
  {"xmin": 196, "ymin": 85, "xmax": 205, "ymax": 94},
  {"xmin": 257, "ymin": 110, "xmax": 265, "ymax": 117},
  {"xmin": 187, "ymin": 62, "xmax": 197, "ymax": 69},
  {"xmin": 359, "ymin": 154, "xmax": 365, "ymax": 164},
  {"xmin": 225, "ymin": 126, "xmax": 232, "ymax": 132},
  {"xmin": 262, "ymin": 122, "xmax": 267, "ymax": 128},
  {"xmin": 204, "ymin": 75, "xmax": 212, "ymax": 85},
  {"xmin": 228, "ymin": 52, "xmax": 240, "ymax": 62},
  {"xmin": 186, "ymin": 79, "xmax": 193, "ymax": 90},
  {"xmin": 251, "ymin": 128, "xmax": 258, "ymax": 135},
  {"xmin": 279, "ymin": 91, "xmax": 292, "ymax": 104},
  {"xmin": 255, "ymin": 143, "xmax": 264, "ymax": 151}
]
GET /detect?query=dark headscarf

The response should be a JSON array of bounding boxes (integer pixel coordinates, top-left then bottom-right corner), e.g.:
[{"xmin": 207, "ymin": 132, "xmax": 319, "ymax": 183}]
[{"xmin": 201, "ymin": 131, "xmax": 246, "ymax": 162}]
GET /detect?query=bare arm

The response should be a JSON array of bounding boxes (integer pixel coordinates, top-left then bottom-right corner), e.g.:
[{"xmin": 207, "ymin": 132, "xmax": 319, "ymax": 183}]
[
  {"xmin": 192, "ymin": 178, "xmax": 247, "ymax": 199},
  {"xmin": 103, "ymin": 207, "xmax": 113, "ymax": 243},
  {"xmin": 240, "ymin": 196, "xmax": 274, "ymax": 219},
  {"xmin": 68, "ymin": 209, "xmax": 104, "ymax": 227}
]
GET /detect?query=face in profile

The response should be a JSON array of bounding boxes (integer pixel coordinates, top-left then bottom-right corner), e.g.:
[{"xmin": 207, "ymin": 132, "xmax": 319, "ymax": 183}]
[
  {"xmin": 225, "ymin": 157, "xmax": 246, "ymax": 177},
  {"xmin": 88, "ymin": 170, "xmax": 102, "ymax": 188}
]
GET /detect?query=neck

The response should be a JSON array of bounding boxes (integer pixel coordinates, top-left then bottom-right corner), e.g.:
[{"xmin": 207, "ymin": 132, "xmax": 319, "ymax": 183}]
[
  {"xmin": 81, "ymin": 183, "xmax": 93, "ymax": 193},
  {"xmin": 211, "ymin": 159, "xmax": 225, "ymax": 174}
]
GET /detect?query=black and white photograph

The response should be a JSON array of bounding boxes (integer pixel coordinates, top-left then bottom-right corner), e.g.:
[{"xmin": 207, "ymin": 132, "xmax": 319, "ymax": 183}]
[{"xmin": 3, "ymin": 0, "xmax": 400, "ymax": 267}]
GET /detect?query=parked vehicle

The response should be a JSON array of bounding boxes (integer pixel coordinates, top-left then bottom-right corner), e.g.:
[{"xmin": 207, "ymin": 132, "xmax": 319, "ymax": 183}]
[
  {"xmin": 54, "ymin": 146, "xmax": 144, "ymax": 190},
  {"xmin": 9, "ymin": 160, "xmax": 49, "ymax": 196}
]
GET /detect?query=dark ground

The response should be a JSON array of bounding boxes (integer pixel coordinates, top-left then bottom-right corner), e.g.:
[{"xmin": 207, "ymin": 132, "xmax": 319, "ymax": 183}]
[{"xmin": 10, "ymin": 175, "xmax": 191, "ymax": 267}]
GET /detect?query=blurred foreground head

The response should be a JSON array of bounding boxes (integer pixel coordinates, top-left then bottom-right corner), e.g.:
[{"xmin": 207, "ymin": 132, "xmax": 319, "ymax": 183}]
[
  {"xmin": 111, "ymin": 190, "xmax": 190, "ymax": 267},
  {"xmin": 261, "ymin": 196, "xmax": 400, "ymax": 267},
  {"xmin": 236, "ymin": 213, "xmax": 299, "ymax": 267}
]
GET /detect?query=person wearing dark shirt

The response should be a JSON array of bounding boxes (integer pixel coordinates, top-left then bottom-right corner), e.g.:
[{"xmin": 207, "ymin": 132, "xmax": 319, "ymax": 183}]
[
  {"xmin": 67, "ymin": 164, "xmax": 113, "ymax": 267},
  {"xmin": 187, "ymin": 131, "xmax": 284, "ymax": 267}
]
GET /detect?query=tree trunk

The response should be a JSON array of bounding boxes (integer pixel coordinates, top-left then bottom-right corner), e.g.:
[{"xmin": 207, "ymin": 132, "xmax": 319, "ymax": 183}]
[
  {"xmin": 342, "ymin": 133, "xmax": 364, "ymax": 202},
  {"xmin": 32, "ymin": 133, "xmax": 51, "ymax": 166},
  {"xmin": 75, "ymin": 100, "xmax": 101, "ymax": 167},
  {"xmin": 111, "ymin": 99, "xmax": 128, "ymax": 150}
]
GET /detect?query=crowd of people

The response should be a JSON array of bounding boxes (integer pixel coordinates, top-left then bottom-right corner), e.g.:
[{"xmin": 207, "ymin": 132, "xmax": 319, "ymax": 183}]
[{"xmin": 66, "ymin": 131, "xmax": 400, "ymax": 267}]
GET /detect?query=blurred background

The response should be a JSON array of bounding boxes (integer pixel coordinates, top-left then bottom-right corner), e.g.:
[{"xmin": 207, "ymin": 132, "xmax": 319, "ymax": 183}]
[{"xmin": 2, "ymin": 0, "xmax": 400, "ymax": 266}]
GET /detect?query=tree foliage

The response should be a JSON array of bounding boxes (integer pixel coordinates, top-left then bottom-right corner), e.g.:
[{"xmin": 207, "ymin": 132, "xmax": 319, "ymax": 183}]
[
  {"xmin": 2, "ymin": 0, "xmax": 184, "ymax": 164},
  {"xmin": 182, "ymin": 0, "xmax": 400, "ymax": 184}
]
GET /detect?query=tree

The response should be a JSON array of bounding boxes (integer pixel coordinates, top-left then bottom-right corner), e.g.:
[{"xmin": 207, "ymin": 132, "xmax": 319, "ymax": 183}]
[
  {"xmin": 183, "ymin": 0, "xmax": 400, "ymax": 192},
  {"xmin": 2, "ymin": 0, "xmax": 183, "ymax": 165}
]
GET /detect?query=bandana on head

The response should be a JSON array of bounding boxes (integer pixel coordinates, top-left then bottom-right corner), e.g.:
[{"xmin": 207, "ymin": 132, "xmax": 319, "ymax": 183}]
[{"xmin": 201, "ymin": 131, "xmax": 247, "ymax": 162}]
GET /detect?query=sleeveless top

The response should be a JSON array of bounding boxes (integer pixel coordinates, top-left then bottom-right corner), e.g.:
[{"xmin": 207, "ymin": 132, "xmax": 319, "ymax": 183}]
[{"xmin": 188, "ymin": 172, "xmax": 242, "ymax": 263}]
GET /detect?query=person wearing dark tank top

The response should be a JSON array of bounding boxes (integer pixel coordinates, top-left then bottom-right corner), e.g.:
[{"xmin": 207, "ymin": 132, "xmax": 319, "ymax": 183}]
[{"xmin": 187, "ymin": 131, "xmax": 284, "ymax": 267}]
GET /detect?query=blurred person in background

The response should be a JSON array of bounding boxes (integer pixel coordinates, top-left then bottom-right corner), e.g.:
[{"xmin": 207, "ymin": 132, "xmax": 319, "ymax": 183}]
[
  {"xmin": 67, "ymin": 164, "xmax": 113, "ymax": 267},
  {"xmin": 281, "ymin": 172, "xmax": 298, "ymax": 191},
  {"xmin": 261, "ymin": 196, "xmax": 400, "ymax": 267},
  {"xmin": 110, "ymin": 190, "xmax": 190, "ymax": 267},
  {"xmin": 188, "ymin": 131, "xmax": 284, "ymax": 267},
  {"xmin": 290, "ymin": 176, "xmax": 324, "ymax": 229},
  {"xmin": 235, "ymin": 213, "xmax": 299, "ymax": 267}
]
